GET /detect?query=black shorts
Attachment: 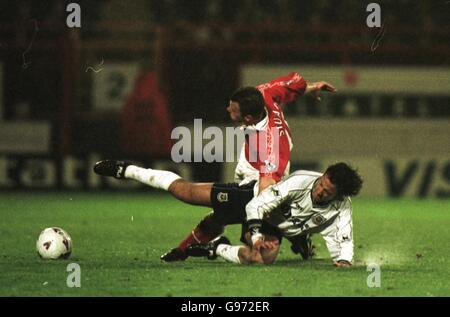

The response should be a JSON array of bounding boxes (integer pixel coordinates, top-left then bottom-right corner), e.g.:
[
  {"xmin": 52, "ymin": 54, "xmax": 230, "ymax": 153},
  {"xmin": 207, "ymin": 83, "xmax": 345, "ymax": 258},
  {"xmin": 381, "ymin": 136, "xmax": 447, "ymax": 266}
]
[
  {"xmin": 210, "ymin": 181, "xmax": 256, "ymax": 225},
  {"xmin": 210, "ymin": 181, "xmax": 283, "ymax": 244}
]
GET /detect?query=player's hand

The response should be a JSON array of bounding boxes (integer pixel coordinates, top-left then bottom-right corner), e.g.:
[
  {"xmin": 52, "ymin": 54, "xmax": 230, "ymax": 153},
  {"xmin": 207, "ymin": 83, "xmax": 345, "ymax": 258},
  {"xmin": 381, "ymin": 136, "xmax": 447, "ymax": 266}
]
[
  {"xmin": 261, "ymin": 240, "xmax": 278, "ymax": 250},
  {"xmin": 314, "ymin": 81, "xmax": 337, "ymax": 92},
  {"xmin": 333, "ymin": 260, "xmax": 352, "ymax": 267},
  {"xmin": 306, "ymin": 81, "xmax": 337, "ymax": 101},
  {"xmin": 253, "ymin": 239, "xmax": 277, "ymax": 252},
  {"xmin": 252, "ymin": 237, "xmax": 265, "ymax": 251}
]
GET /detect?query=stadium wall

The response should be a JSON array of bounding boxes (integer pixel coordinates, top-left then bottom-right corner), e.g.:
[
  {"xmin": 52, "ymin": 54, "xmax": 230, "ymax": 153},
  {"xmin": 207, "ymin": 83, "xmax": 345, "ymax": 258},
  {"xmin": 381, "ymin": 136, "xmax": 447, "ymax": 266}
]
[
  {"xmin": 0, "ymin": 153, "xmax": 195, "ymax": 190},
  {"xmin": 0, "ymin": 120, "xmax": 448, "ymax": 197}
]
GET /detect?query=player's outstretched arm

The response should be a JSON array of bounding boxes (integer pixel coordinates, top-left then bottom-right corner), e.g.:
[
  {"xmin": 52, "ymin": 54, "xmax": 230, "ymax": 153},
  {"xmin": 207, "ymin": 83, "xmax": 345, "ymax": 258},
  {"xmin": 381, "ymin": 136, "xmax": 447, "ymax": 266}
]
[
  {"xmin": 305, "ymin": 81, "xmax": 337, "ymax": 102},
  {"xmin": 321, "ymin": 203, "xmax": 354, "ymax": 267}
]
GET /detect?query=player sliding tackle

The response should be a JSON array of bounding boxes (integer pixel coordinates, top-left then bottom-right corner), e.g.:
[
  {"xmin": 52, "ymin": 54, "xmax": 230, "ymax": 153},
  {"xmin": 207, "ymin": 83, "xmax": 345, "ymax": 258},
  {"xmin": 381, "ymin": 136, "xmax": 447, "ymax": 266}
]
[
  {"xmin": 94, "ymin": 161, "xmax": 362, "ymax": 266},
  {"xmin": 97, "ymin": 72, "xmax": 337, "ymax": 263},
  {"xmin": 163, "ymin": 72, "xmax": 335, "ymax": 262}
]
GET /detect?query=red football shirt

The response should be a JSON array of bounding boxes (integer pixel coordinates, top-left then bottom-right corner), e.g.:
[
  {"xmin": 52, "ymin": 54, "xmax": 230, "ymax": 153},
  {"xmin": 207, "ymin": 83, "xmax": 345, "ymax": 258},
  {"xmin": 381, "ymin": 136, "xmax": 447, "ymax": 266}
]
[{"xmin": 239, "ymin": 72, "xmax": 306, "ymax": 183}]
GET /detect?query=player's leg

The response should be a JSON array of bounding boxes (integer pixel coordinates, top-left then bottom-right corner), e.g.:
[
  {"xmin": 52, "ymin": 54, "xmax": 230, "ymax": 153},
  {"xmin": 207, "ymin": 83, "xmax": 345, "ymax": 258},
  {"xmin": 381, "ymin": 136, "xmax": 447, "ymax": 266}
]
[
  {"xmin": 216, "ymin": 243, "xmax": 264, "ymax": 264},
  {"xmin": 186, "ymin": 235, "xmax": 279, "ymax": 265},
  {"xmin": 161, "ymin": 212, "xmax": 225, "ymax": 261},
  {"xmin": 185, "ymin": 236, "xmax": 255, "ymax": 264},
  {"xmin": 93, "ymin": 160, "xmax": 212, "ymax": 206},
  {"xmin": 167, "ymin": 179, "xmax": 212, "ymax": 206},
  {"xmin": 162, "ymin": 181, "xmax": 256, "ymax": 262},
  {"xmin": 191, "ymin": 209, "xmax": 282, "ymax": 265},
  {"xmin": 187, "ymin": 229, "xmax": 281, "ymax": 265}
]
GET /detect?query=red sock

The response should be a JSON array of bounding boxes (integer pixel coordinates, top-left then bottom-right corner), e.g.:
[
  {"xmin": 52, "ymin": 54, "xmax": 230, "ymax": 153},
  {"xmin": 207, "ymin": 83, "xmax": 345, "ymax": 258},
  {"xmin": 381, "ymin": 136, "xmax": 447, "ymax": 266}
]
[{"xmin": 178, "ymin": 227, "xmax": 215, "ymax": 252}]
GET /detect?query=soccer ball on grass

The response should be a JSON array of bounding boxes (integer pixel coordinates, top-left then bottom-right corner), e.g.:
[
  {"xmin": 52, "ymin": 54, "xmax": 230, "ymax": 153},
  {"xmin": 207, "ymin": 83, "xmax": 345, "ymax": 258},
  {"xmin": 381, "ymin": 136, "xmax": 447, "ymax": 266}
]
[{"xmin": 36, "ymin": 227, "xmax": 72, "ymax": 259}]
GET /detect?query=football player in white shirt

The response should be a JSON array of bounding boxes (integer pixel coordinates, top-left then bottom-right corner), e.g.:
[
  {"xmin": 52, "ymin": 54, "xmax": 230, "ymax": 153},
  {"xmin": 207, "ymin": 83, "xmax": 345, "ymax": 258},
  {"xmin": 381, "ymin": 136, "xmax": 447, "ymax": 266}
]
[{"xmin": 187, "ymin": 162, "xmax": 363, "ymax": 267}]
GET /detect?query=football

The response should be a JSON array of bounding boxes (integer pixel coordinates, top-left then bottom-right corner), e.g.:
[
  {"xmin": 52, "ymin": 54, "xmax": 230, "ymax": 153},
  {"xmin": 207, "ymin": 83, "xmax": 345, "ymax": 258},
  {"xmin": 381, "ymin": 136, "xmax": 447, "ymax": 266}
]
[{"xmin": 36, "ymin": 227, "xmax": 72, "ymax": 259}]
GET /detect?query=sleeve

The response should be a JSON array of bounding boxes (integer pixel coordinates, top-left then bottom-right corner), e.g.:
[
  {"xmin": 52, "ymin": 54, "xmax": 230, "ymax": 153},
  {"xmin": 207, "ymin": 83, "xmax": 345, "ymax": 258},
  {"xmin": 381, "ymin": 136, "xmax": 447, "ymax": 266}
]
[
  {"xmin": 320, "ymin": 200, "xmax": 354, "ymax": 263},
  {"xmin": 257, "ymin": 72, "xmax": 307, "ymax": 106},
  {"xmin": 245, "ymin": 175, "xmax": 301, "ymax": 231}
]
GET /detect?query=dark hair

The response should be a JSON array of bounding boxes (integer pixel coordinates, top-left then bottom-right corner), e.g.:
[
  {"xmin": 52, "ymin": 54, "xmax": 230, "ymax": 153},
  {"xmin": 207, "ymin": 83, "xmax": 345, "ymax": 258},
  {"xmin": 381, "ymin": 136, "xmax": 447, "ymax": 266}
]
[
  {"xmin": 325, "ymin": 162, "xmax": 363, "ymax": 198},
  {"xmin": 230, "ymin": 87, "xmax": 265, "ymax": 117}
]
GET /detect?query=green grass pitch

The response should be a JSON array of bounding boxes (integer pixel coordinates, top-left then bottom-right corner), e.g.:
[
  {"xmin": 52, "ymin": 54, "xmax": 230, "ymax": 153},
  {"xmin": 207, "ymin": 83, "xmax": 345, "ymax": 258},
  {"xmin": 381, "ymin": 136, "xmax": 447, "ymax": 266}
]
[{"xmin": 1, "ymin": 192, "xmax": 449, "ymax": 296}]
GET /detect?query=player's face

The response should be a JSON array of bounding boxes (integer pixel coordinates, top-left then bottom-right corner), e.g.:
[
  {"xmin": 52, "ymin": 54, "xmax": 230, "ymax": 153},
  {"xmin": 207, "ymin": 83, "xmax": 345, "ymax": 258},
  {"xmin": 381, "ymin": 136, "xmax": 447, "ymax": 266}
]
[
  {"xmin": 311, "ymin": 174, "xmax": 337, "ymax": 205},
  {"xmin": 227, "ymin": 101, "xmax": 243, "ymax": 123}
]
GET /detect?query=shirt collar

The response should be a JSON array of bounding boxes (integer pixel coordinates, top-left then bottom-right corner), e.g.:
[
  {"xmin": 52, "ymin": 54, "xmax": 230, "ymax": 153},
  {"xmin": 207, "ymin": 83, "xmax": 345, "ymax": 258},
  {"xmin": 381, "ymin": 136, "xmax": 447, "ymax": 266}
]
[{"xmin": 241, "ymin": 110, "xmax": 268, "ymax": 132}]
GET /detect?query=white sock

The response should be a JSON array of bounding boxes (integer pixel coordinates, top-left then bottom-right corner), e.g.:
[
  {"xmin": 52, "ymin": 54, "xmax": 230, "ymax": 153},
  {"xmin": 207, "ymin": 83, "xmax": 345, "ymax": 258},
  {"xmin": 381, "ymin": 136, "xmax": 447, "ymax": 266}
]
[
  {"xmin": 216, "ymin": 244, "xmax": 242, "ymax": 264},
  {"xmin": 124, "ymin": 165, "xmax": 181, "ymax": 191}
]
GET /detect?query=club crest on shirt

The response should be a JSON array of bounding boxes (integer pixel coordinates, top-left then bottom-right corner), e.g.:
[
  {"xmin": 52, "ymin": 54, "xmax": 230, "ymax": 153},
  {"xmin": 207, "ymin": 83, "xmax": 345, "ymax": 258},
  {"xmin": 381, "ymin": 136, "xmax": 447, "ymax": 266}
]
[
  {"xmin": 264, "ymin": 160, "xmax": 277, "ymax": 172},
  {"xmin": 217, "ymin": 192, "xmax": 229, "ymax": 203},
  {"xmin": 311, "ymin": 214, "xmax": 325, "ymax": 225}
]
